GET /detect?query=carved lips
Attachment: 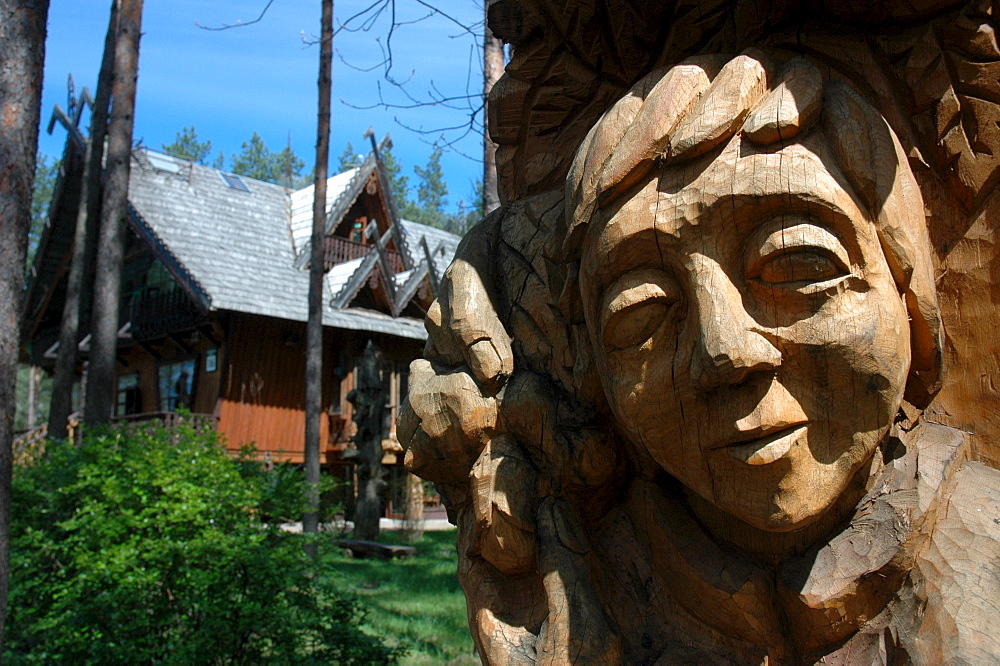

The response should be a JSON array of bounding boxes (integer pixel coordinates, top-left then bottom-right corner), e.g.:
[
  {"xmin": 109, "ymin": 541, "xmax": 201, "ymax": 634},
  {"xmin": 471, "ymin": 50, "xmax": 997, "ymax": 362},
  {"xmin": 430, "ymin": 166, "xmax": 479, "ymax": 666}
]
[{"xmin": 716, "ymin": 423, "xmax": 809, "ymax": 466}]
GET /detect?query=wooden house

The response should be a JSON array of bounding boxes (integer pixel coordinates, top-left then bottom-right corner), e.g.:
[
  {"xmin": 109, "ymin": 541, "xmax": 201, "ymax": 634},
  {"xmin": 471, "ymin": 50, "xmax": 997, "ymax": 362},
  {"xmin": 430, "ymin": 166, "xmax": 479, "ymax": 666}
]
[{"xmin": 21, "ymin": 140, "xmax": 460, "ymax": 514}]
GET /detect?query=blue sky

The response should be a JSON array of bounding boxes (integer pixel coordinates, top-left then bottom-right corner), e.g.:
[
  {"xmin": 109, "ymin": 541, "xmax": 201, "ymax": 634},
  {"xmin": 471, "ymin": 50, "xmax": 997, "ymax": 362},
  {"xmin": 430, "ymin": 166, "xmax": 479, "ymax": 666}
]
[{"xmin": 40, "ymin": 0, "xmax": 487, "ymax": 211}]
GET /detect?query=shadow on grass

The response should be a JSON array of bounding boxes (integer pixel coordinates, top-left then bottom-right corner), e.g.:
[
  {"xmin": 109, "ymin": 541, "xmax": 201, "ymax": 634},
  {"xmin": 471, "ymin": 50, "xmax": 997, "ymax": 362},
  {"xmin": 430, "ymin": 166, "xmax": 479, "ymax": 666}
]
[{"xmin": 322, "ymin": 530, "xmax": 478, "ymax": 664}]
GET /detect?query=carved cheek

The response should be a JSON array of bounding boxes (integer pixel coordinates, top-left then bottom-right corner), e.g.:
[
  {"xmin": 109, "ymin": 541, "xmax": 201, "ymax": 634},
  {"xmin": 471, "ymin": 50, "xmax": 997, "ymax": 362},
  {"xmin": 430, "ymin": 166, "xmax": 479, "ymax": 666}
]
[
  {"xmin": 778, "ymin": 283, "xmax": 909, "ymax": 450},
  {"xmin": 605, "ymin": 327, "xmax": 685, "ymax": 460}
]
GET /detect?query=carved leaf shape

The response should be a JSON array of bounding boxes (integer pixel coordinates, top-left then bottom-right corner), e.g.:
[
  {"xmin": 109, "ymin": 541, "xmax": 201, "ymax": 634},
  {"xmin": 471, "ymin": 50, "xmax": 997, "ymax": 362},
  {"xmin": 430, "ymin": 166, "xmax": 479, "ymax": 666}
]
[{"xmin": 875, "ymin": 0, "xmax": 1000, "ymax": 208}]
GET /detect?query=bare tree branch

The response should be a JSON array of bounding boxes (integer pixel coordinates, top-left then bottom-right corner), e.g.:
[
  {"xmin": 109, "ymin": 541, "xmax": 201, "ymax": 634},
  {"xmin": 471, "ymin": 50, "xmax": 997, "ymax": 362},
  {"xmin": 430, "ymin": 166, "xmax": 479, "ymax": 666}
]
[{"xmin": 195, "ymin": 0, "xmax": 277, "ymax": 31}]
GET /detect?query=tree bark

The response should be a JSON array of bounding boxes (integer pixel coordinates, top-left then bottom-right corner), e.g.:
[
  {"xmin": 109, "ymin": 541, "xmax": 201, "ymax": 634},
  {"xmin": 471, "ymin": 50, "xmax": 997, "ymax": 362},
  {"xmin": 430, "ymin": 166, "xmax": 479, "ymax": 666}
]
[
  {"xmin": 49, "ymin": 0, "xmax": 117, "ymax": 439},
  {"xmin": 483, "ymin": 6, "xmax": 504, "ymax": 215},
  {"xmin": 304, "ymin": 0, "xmax": 334, "ymax": 551},
  {"xmin": 0, "ymin": 0, "xmax": 50, "ymax": 649},
  {"xmin": 85, "ymin": 0, "xmax": 143, "ymax": 426}
]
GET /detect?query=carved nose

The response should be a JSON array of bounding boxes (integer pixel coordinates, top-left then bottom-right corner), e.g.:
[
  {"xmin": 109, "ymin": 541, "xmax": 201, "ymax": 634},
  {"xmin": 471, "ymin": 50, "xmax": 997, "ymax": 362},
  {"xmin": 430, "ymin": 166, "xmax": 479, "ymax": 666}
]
[{"xmin": 689, "ymin": 272, "xmax": 781, "ymax": 391}]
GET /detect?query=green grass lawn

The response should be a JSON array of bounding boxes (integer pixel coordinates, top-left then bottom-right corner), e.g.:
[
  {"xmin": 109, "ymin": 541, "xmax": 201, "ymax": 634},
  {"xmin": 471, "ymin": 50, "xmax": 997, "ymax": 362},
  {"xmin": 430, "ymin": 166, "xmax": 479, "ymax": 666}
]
[{"xmin": 325, "ymin": 530, "xmax": 479, "ymax": 665}]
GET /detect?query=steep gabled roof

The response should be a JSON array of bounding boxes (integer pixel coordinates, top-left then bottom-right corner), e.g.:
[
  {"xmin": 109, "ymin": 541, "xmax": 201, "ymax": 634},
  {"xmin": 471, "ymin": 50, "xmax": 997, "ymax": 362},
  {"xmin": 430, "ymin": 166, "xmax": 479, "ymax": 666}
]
[
  {"xmin": 288, "ymin": 167, "xmax": 359, "ymax": 254},
  {"xmin": 125, "ymin": 148, "xmax": 460, "ymax": 341}
]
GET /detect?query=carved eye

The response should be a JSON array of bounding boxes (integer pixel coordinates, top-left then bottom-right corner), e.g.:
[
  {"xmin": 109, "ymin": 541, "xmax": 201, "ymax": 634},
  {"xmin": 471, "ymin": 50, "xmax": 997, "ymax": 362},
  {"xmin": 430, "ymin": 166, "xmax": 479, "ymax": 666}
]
[
  {"xmin": 745, "ymin": 221, "xmax": 850, "ymax": 288},
  {"xmin": 602, "ymin": 270, "xmax": 680, "ymax": 351},
  {"xmin": 758, "ymin": 250, "xmax": 843, "ymax": 285}
]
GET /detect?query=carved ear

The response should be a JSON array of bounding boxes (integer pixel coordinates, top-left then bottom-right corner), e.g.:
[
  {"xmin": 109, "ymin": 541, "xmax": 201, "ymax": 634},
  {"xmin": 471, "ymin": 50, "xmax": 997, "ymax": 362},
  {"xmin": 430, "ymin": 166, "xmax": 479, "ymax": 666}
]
[{"xmin": 823, "ymin": 81, "xmax": 943, "ymax": 406}]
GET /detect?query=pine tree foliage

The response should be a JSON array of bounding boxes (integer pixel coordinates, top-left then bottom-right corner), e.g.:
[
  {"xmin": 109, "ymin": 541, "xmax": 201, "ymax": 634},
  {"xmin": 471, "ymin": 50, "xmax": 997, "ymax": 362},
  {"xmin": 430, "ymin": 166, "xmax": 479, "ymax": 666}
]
[
  {"xmin": 28, "ymin": 152, "xmax": 58, "ymax": 267},
  {"xmin": 412, "ymin": 144, "xmax": 448, "ymax": 224},
  {"xmin": 229, "ymin": 132, "xmax": 306, "ymax": 187},
  {"xmin": 161, "ymin": 126, "xmax": 212, "ymax": 164},
  {"xmin": 337, "ymin": 142, "xmax": 363, "ymax": 172},
  {"xmin": 380, "ymin": 145, "xmax": 410, "ymax": 210}
]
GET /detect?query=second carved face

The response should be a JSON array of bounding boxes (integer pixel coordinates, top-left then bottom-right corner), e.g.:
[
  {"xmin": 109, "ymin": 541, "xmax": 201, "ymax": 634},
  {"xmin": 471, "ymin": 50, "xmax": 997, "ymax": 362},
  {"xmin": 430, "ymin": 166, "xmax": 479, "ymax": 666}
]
[{"xmin": 580, "ymin": 128, "xmax": 911, "ymax": 533}]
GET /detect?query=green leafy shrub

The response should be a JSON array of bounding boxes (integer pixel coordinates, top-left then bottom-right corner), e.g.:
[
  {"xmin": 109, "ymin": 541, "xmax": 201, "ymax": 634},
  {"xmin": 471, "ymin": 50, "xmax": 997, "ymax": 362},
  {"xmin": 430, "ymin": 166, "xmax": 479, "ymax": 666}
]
[{"xmin": 5, "ymin": 417, "xmax": 400, "ymax": 664}]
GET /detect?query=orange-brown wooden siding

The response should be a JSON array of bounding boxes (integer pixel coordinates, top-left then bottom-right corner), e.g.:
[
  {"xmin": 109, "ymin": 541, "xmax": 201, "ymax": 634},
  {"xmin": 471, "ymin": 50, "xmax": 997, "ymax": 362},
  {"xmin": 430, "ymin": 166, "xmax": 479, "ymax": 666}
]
[{"xmin": 216, "ymin": 313, "xmax": 422, "ymax": 464}]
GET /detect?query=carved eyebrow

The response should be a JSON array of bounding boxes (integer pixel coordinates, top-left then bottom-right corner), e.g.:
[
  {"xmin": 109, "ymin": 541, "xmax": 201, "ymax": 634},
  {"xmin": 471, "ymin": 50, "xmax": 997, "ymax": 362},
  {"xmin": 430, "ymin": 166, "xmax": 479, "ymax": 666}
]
[
  {"xmin": 602, "ymin": 268, "xmax": 680, "ymax": 317},
  {"xmin": 591, "ymin": 191, "xmax": 864, "ymax": 281},
  {"xmin": 704, "ymin": 192, "xmax": 861, "ymax": 235},
  {"xmin": 593, "ymin": 227, "xmax": 674, "ymax": 284}
]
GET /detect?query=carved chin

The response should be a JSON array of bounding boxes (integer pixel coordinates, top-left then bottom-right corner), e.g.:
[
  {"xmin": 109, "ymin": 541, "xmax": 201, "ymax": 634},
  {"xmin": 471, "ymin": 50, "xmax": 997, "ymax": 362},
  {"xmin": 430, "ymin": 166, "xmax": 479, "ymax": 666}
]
[{"xmin": 705, "ymin": 427, "xmax": 886, "ymax": 532}]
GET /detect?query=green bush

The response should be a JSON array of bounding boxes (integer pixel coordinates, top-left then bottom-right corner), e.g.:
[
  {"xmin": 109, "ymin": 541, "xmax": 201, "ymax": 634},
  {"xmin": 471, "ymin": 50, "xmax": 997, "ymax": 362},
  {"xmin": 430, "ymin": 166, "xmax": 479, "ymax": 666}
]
[{"xmin": 5, "ymin": 417, "xmax": 400, "ymax": 664}]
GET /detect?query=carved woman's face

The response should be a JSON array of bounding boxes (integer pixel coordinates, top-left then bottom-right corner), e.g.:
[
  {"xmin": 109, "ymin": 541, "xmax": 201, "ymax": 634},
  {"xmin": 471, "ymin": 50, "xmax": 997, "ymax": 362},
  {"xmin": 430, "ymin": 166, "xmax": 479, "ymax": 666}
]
[{"xmin": 581, "ymin": 130, "xmax": 911, "ymax": 532}]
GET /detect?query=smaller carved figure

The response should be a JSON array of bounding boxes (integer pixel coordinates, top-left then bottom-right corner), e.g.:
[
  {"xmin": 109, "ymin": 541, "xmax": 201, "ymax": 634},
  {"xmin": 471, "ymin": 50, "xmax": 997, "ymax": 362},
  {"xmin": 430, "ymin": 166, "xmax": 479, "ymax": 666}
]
[{"xmin": 346, "ymin": 340, "xmax": 388, "ymax": 541}]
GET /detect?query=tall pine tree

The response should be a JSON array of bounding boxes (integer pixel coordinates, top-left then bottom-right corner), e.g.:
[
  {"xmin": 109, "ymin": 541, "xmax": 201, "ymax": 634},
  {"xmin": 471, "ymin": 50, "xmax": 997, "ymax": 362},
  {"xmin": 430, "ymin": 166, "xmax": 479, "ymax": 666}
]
[
  {"xmin": 161, "ymin": 126, "xmax": 212, "ymax": 164},
  {"xmin": 337, "ymin": 142, "xmax": 362, "ymax": 172},
  {"xmin": 230, "ymin": 132, "xmax": 305, "ymax": 186}
]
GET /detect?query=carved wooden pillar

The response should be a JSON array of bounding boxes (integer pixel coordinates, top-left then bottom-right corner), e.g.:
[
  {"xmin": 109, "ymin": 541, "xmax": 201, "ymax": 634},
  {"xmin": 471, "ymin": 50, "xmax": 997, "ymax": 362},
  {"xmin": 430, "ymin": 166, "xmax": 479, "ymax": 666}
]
[{"xmin": 402, "ymin": 2, "xmax": 1000, "ymax": 662}]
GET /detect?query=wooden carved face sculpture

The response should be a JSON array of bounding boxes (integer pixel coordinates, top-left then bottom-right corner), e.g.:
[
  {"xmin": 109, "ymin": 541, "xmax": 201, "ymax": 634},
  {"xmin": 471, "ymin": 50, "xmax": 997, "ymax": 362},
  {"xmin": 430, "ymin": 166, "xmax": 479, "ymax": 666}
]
[{"xmin": 571, "ymin": 52, "xmax": 943, "ymax": 535}]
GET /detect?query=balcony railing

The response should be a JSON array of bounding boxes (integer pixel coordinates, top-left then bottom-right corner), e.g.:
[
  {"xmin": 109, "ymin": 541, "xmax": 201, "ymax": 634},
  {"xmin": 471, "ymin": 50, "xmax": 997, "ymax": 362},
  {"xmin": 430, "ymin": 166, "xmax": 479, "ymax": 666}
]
[
  {"xmin": 128, "ymin": 288, "xmax": 207, "ymax": 342},
  {"xmin": 112, "ymin": 411, "xmax": 218, "ymax": 430},
  {"xmin": 324, "ymin": 235, "xmax": 404, "ymax": 273}
]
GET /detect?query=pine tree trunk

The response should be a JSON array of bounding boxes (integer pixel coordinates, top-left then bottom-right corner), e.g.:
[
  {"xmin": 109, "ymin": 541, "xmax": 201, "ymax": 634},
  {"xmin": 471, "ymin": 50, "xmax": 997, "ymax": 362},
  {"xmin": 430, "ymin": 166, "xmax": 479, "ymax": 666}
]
[
  {"xmin": 86, "ymin": 0, "xmax": 143, "ymax": 425},
  {"xmin": 0, "ymin": 0, "xmax": 51, "ymax": 649},
  {"xmin": 304, "ymin": 0, "xmax": 334, "ymax": 552},
  {"xmin": 49, "ymin": 1, "xmax": 116, "ymax": 439},
  {"xmin": 483, "ymin": 5, "xmax": 504, "ymax": 215}
]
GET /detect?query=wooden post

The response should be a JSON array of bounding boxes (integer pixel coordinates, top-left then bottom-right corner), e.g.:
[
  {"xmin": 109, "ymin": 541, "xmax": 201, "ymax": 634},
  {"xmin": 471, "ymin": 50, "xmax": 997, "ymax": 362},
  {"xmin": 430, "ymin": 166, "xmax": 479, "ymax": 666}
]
[
  {"xmin": 401, "ymin": 471, "xmax": 424, "ymax": 542},
  {"xmin": 346, "ymin": 341, "xmax": 387, "ymax": 541},
  {"xmin": 25, "ymin": 366, "xmax": 39, "ymax": 429}
]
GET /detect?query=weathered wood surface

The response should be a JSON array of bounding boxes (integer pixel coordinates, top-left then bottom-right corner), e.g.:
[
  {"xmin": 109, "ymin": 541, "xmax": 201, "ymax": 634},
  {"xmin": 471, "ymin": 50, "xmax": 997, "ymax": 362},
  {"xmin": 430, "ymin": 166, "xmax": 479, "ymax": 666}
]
[{"xmin": 400, "ymin": 1, "xmax": 1000, "ymax": 663}]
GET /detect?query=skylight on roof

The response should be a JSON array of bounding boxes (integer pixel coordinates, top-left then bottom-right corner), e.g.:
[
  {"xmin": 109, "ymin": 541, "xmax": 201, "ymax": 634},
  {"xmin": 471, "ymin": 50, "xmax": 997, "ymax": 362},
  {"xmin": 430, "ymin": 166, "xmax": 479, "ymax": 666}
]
[
  {"xmin": 218, "ymin": 171, "xmax": 250, "ymax": 192},
  {"xmin": 147, "ymin": 151, "xmax": 185, "ymax": 174}
]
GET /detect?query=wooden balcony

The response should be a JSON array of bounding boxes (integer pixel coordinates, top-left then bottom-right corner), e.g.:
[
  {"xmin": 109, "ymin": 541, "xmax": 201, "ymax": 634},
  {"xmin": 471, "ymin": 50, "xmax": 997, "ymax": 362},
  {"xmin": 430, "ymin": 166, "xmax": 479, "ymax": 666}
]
[
  {"xmin": 128, "ymin": 288, "xmax": 207, "ymax": 342},
  {"xmin": 324, "ymin": 235, "xmax": 404, "ymax": 273}
]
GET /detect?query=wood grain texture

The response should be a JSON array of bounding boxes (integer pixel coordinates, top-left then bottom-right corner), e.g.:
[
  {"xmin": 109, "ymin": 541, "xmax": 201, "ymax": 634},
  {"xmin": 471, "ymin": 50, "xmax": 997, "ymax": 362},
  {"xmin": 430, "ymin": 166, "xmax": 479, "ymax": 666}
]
[{"xmin": 402, "ymin": 2, "xmax": 1000, "ymax": 662}]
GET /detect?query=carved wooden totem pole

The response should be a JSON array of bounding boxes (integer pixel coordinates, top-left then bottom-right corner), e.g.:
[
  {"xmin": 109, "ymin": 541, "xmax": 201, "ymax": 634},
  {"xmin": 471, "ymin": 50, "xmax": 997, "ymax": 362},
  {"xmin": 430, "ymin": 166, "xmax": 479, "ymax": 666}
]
[
  {"xmin": 347, "ymin": 340, "xmax": 388, "ymax": 541},
  {"xmin": 399, "ymin": 1, "xmax": 1000, "ymax": 663}
]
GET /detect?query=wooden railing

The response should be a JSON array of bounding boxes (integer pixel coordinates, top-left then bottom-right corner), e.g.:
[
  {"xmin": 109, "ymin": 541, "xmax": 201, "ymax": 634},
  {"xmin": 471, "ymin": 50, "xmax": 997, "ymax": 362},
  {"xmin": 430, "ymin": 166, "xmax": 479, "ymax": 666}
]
[
  {"xmin": 13, "ymin": 412, "xmax": 217, "ymax": 471},
  {"xmin": 128, "ymin": 288, "xmax": 206, "ymax": 341},
  {"xmin": 112, "ymin": 411, "xmax": 218, "ymax": 429},
  {"xmin": 324, "ymin": 235, "xmax": 404, "ymax": 273},
  {"xmin": 13, "ymin": 424, "xmax": 48, "ymax": 467},
  {"xmin": 324, "ymin": 235, "xmax": 369, "ymax": 268}
]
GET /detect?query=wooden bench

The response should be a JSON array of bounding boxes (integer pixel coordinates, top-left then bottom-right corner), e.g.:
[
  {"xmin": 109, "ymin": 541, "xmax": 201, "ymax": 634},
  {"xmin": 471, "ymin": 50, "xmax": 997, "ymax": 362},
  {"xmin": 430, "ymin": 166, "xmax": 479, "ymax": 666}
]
[{"xmin": 336, "ymin": 539, "xmax": 416, "ymax": 560}]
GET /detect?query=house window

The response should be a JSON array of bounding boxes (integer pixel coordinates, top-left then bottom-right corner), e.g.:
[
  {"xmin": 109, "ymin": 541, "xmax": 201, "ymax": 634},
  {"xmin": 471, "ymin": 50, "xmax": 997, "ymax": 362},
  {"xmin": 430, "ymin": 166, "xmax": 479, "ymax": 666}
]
[
  {"xmin": 116, "ymin": 373, "xmax": 142, "ymax": 416},
  {"xmin": 158, "ymin": 359, "xmax": 196, "ymax": 411},
  {"xmin": 205, "ymin": 348, "xmax": 217, "ymax": 373}
]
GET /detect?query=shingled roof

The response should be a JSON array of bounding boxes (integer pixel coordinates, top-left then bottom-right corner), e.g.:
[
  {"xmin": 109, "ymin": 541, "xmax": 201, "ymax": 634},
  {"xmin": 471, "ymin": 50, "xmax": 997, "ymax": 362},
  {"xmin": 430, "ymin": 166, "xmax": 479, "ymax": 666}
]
[{"xmin": 125, "ymin": 148, "xmax": 460, "ymax": 341}]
